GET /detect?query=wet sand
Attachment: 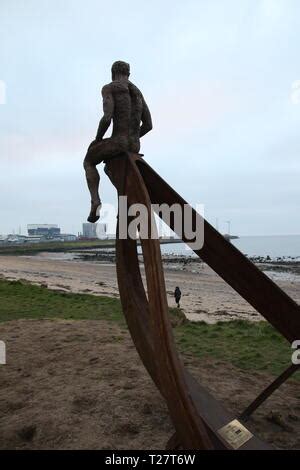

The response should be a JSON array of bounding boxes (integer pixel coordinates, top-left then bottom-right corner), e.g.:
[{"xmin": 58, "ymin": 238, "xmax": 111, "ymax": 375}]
[{"xmin": 0, "ymin": 254, "xmax": 299, "ymax": 322}]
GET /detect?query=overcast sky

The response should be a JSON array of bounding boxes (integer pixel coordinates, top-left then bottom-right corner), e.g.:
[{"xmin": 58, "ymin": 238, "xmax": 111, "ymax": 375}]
[{"xmin": 1, "ymin": 0, "xmax": 300, "ymax": 236}]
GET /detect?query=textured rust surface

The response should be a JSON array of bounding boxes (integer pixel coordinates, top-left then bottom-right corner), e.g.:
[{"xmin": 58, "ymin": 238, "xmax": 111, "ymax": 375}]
[
  {"xmin": 135, "ymin": 158, "xmax": 300, "ymax": 344},
  {"xmin": 105, "ymin": 153, "xmax": 272, "ymax": 450}
]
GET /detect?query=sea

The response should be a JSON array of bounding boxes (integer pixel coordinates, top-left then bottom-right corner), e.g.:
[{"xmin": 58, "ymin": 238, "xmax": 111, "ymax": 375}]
[
  {"xmin": 160, "ymin": 235, "xmax": 300, "ymax": 259},
  {"xmin": 34, "ymin": 234, "xmax": 300, "ymax": 264}
]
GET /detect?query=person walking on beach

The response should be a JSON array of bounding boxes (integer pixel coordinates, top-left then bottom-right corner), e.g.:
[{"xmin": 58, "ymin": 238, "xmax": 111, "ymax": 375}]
[{"xmin": 174, "ymin": 286, "xmax": 181, "ymax": 308}]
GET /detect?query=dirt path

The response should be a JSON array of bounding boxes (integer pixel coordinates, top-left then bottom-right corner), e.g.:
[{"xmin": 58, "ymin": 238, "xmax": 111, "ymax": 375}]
[{"xmin": 0, "ymin": 319, "xmax": 299, "ymax": 449}]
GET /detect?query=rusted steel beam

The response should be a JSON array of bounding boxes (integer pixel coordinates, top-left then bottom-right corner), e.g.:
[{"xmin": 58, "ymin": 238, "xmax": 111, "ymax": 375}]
[
  {"xmin": 135, "ymin": 158, "xmax": 300, "ymax": 344},
  {"xmin": 105, "ymin": 153, "xmax": 271, "ymax": 450},
  {"xmin": 240, "ymin": 364, "xmax": 299, "ymax": 420},
  {"xmin": 106, "ymin": 154, "xmax": 213, "ymax": 449}
]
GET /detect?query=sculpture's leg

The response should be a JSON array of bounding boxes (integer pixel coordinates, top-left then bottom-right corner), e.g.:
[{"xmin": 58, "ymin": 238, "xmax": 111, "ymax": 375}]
[
  {"xmin": 83, "ymin": 144, "xmax": 103, "ymax": 223},
  {"xmin": 83, "ymin": 163, "xmax": 101, "ymax": 223},
  {"xmin": 83, "ymin": 139, "xmax": 127, "ymax": 222}
]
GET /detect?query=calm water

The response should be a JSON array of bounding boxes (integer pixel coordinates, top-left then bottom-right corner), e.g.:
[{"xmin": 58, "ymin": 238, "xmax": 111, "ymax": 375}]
[
  {"xmin": 160, "ymin": 235, "xmax": 300, "ymax": 259},
  {"xmin": 35, "ymin": 235, "xmax": 300, "ymax": 261}
]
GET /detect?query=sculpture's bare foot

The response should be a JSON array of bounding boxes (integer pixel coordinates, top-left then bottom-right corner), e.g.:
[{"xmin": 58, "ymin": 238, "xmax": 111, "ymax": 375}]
[{"xmin": 87, "ymin": 200, "xmax": 102, "ymax": 223}]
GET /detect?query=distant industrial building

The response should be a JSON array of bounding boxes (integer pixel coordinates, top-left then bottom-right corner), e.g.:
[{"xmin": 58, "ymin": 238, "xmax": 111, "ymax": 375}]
[
  {"xmin": 82, "ymin": 223, "xmax": 107, "ymax": 239},
  {"xmin": 0, "ymin": 227, "xmax": 77, "ymax": 245},
  {"xmin": 27, "ymin": 224, "xmax": 61, "ymax": 238},
  {"xmin": 6, "ymin": 234, "xmax": 44, "ymax": 244},
  {"xmin": 60, "ymin": 233, "xmax": 77, "ymax": 241}
]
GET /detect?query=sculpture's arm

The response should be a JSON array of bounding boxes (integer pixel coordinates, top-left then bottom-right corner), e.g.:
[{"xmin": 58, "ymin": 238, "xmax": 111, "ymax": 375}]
[
  {"xmin": 140, "ymin": 97, "xmax": 153, "ymax": 137},
  {"xmin": 95, "ymin": 85, "xmax": 114, "ymax": 141}
]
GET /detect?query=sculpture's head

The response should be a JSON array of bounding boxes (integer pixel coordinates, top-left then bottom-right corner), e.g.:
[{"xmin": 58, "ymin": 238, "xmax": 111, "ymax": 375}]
[{"xmin": 111, "ymin": 61, "xmax": 130, "ymax": 81}]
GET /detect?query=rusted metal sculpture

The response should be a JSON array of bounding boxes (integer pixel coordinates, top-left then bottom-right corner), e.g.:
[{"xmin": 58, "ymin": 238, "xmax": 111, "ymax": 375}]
[
  {"xmin": 83, "ymin": 61, "xmax": 152, "ymax": 223},
  {"xmin": 105, "ymin": 153, "xmax": 277, "ymax": 449},
  {"xmin": 85, "ymin": 62, "xmax": 299, "ymax": 449},
  {"xmin": 133, "ymin": 155, "xmax": 300, "ymax": 425}
]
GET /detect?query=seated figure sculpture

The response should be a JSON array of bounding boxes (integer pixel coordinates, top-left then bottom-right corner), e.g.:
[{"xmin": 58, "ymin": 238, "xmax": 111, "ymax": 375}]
[{"xmin": 83, "ymin": 61, "xmax": 153, "ymax": 222}]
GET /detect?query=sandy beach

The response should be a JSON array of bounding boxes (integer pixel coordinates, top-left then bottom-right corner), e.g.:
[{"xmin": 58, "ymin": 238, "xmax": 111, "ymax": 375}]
[
  {"xmin": 0, "ymin": 254, "xmax": 299, "ymax": 323},
  {"xmin": 0, "ymin": 254, "xmax": 299, "ymax": 449}
]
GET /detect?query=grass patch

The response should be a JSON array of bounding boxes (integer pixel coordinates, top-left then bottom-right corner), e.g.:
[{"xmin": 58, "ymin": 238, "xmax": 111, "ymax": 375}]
[
  {"xmin": 0, "ymin": 279, "xmax": 125, "ymax": 326},
  {"xmin": 0, "ymin": 279, "xmax": 296, "ymax": 379},
  {"xmin": 0, "ymin": 239, "xmax": 115, "ymax": 256},
  {"xmin": 175, "ymin": 319, "xmax": 294, "ymax": 377}
]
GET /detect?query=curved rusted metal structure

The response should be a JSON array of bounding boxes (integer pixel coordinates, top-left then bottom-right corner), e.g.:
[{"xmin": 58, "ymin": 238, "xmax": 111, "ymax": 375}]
[{"xmin": 105, "ymin": 153, "xmax": 300, "ymax": 450}]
